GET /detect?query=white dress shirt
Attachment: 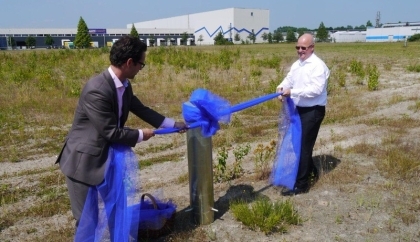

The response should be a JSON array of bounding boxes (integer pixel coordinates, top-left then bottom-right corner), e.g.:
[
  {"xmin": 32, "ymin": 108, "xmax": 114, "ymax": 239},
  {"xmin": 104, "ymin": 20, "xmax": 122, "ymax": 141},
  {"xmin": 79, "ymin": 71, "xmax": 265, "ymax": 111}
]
[{"xmin": 277, "ymin": 53, "xmax": 330, "ymax": 107}]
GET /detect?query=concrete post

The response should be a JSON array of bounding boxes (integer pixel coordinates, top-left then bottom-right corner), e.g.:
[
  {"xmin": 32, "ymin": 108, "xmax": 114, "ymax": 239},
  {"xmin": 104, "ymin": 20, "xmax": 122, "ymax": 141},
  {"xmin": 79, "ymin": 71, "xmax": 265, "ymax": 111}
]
[{"xmin": 187, "ymin": 127, "xmax": 214, "ymax": 225}]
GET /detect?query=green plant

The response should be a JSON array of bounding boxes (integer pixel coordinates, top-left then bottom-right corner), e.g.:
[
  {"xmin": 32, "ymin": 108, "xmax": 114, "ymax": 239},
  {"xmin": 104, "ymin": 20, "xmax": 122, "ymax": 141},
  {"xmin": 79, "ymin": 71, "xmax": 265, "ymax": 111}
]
[
  {"xmin": 408, "ymin": 33, "xmax": 420, "ymax": 42},
  {"xmin": 349, "ymin": 59, "xmax": 365, "ymax": 78},
  {"xmin": 214, "ymin": 147, "xmax": 229, "ymax": 182},
  {"xmin": 253, "ymin": 140, "xmax": 277, "ymax": 180},
  {"xmin": 230, "ymin": 198, "xmax": 301, "ymax": 234},
  {"xmin": 337, "ymin": 70, "xmax": 346, "ymax": 87},
  {"xmin": 406, "ymin": 63, "xmax": 420, "ymax": 72},
  {"xmin": 366, "ymin": 63, "xmax": 380, "ymax": 91},
  {"xmin": 231, "ymin": 144, "xmax": 251, "ymax": 179}
]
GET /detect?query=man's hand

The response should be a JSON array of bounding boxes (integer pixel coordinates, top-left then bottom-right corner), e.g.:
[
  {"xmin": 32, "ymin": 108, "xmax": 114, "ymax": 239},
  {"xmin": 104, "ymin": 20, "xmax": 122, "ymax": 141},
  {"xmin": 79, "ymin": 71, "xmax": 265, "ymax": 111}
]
[
  {"xmin": 142, "ymin": 128, "xmax": 155, "ymax": 141},
  {"xmin": 277, "ymin": 87, "xmax": 283, "ymax": 101},
  {"xmin": 282, "ymin": 89, "xmax": 291, "ymax": 97},
  {"xmin": 174, "ymin": 121, "xmax": 188, "ymax": 133}
]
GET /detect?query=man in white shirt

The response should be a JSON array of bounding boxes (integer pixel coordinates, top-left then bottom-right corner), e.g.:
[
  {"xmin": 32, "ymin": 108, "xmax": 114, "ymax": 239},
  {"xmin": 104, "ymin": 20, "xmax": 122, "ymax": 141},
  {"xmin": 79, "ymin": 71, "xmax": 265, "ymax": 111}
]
[{"xmin": 277, "ymin": 33, "xmax": 330, "ymax": 196}]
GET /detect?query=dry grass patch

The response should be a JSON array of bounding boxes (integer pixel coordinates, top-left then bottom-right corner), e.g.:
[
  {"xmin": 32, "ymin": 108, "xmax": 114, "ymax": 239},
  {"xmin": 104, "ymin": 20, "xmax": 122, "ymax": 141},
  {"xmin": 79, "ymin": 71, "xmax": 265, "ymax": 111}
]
[{"xmin": 315, "ymin": 154, "xmax": 367, "ymax": 186}]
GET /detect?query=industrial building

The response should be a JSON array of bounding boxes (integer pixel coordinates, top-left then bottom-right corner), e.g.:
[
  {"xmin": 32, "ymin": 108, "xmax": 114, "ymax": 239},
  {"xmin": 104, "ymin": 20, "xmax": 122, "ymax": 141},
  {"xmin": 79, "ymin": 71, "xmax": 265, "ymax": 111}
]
[
  {"xmin": 330, "ymin": 31, "xmax": 366, "ymax": 43},
  {"xmin": 0, "ymin": 7, "xmax": 269, "ymax": 49},
  {"xmin": 1, "ymin": 7, "xmax": 419, "ymax": 47},
  {"xmin": 132, "ymin": 8, "xmax": 270, "ymax": 45},
  {"xmin": 0, "ymin": 27, "xmax": 194, "ymax": 49},
  {"xmin": 328, "ymin": 22, "xmax": 420, "ymax": 43},
  {"xmin": 365, "ymin": 22, "xmax": 420, "ymax": 42}
]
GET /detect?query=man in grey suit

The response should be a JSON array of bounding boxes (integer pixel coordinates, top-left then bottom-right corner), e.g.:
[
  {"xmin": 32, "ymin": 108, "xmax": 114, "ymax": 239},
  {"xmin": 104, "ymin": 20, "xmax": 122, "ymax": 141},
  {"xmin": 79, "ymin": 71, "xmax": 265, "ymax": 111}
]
[{"xmin": 56, "ymin": 36, "xmax": 187, "ymax": 229}]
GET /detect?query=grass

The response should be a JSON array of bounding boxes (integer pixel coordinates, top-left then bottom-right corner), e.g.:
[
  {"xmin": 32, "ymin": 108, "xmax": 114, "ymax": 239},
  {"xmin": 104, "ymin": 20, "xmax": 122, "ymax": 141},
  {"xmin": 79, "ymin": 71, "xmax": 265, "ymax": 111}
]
[
  {"xmin": 138, "ymin": 152, "xmax": 185, "ymax": 167},
  {"xmin": 1, "ymin": 41, "xmax": 420, "ymax": 241},
  {"xmin": 230, "ymin": 197, "xmax": 301, "ymax": 234}
]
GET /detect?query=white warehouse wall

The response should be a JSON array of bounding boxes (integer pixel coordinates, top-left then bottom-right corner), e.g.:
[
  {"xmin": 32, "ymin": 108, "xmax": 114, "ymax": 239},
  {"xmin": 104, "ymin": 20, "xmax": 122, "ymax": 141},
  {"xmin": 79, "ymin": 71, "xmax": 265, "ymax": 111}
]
[
  {"xmin": 232, "ymin": 8, "xmax": 270, "ymax": 44},
  {"xmin": 132, "ymin": 8, "xmax": 269, "ymax": 45},
  {"xmin": 331, "ymin": 31, "xmax": 366, "ymax": 43},
  {"xmin": 130, "ymin": 16, "xmax": 190, "ymax": 29},
  {"xmin": 366, "ymin": 26, "xmax": 420, "ymax": 42},
  {"xmin": 189, "ymin": 8, "xmax": 235, "ymax": 45}
]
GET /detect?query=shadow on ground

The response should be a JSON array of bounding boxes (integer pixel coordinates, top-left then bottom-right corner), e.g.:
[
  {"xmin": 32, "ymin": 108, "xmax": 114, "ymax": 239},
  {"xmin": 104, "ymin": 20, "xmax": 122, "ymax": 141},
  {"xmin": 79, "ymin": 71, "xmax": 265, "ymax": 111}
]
[
  {"xmin": 313, "ymin": 154, "xmax": 341, "ymax": 175},
  {"xmin": 143, "ymin": 184, "xmax": 266, "ymax": 242}
]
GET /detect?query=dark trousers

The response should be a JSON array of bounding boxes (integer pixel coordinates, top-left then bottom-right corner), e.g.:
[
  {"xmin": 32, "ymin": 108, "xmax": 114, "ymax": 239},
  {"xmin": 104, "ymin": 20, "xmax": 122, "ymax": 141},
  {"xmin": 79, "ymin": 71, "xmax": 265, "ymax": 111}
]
[
  {"xmin": 66, "ymin": 176, "xmax": 117, "ymax": 240},
  {"xmin": 65, "ymin": 176, "xmax": 91, "ymax": 227},
  {"xmin": 295, "ymin": 105, "xmax": 325, "ymax": 189}
]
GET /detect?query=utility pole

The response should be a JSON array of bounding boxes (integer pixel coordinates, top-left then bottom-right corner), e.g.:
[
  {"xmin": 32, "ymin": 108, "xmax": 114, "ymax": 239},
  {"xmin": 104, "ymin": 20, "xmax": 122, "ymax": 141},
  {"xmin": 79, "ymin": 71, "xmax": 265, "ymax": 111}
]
[{"xmin": 376, "ymin": 11, "xmax": 381, "ymax": 28}]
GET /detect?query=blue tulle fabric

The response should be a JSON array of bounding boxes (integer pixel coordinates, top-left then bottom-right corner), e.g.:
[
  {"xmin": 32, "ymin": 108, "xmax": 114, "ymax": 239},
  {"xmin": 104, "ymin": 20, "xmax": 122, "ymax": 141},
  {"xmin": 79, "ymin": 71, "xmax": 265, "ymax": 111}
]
[
  {"xmin": 75, "ymin": 145, "xmax": 176, "ymax": 241},
  {"xmin": 154, "ymin": 88, "xmax": 281, "ymax": 137},
  {"xmin": 271, "ymin": 97, "xmax": 302, "ymax": 190}
]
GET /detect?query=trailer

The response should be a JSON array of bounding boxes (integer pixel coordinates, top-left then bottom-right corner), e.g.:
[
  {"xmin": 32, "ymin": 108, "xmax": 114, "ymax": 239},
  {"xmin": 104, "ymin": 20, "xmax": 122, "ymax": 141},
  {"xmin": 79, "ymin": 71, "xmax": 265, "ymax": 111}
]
[{"xmin": 61, "ymin": 39, "xmax": 70, "ymax": 45}]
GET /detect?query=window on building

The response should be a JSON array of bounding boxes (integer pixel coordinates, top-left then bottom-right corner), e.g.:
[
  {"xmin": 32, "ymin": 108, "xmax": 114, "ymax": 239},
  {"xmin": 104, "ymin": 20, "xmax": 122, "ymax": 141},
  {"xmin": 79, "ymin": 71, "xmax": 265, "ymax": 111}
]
[{"xmin": 251, "ymin": 12, "xmax": 253, "ymax": 16}]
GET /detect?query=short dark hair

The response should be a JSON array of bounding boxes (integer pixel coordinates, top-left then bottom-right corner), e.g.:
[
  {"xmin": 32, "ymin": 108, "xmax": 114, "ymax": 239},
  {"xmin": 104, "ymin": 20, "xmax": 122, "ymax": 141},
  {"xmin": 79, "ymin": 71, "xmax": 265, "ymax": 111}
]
[{"xmin": 109, "ymin": 36, "xmax": 147, "ymax": 67}]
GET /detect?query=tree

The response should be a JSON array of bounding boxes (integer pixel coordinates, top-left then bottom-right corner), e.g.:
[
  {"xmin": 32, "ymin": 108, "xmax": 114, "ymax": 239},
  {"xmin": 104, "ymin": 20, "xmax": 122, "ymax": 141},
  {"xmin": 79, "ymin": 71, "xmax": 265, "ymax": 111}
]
[
  {"xmin": 197, "ymin": 34, "xmax": 204, "ymax": 45},
  {"xmin": 316, "ymin": 22, "xmax": 328, "ymax": 42},
  {"xmin": 408, "ymin": 33, "xmax": 420, "ymax": 42},
  {"xmin": 26, "ymin": 36, "xmax": 36, "ymax": 48},
  {"xmin": 234, "ymin": 33, "xmax": 240, "ymax": 42},
  {"xmin": 181, "ymin": 32, "xmax": 188, "ymax": 45},
  {"xmin": 74, "ymin": 16, "xmax": 92, "ymax": 48},
  {"xmin": 261, "ymin": 32, "xmax": 268, "ymax": 42},
  {"xmin": 247, "ymin": 30, "xmax": 256, "ymax": 44},
  {"xmin": 355, "ymin": 25, "xmax": 366, "ymax": 30},
  {"xmin": 214, "ymin": 31, "xmax": 231, "ymax": 45},
  {"xmin": 277, "ymin": 26, "xmax": 297, "ymax": 33},
  {"xmin": 267, "ymin": 32, "xmax": 273, "ymax": 43},
  {"xmin": 334, "ymin": 26, "xmax": 346, "ymax": 31},
  {"xmin": 273, "ymin": 29, "xmax": 284, "ymax": 43},
  {"xmin": 286, "ymin": 30, "xmax": 297, "ymax": 43},
  {"xmin": 45, "ymin": 34, "xmax": 54, "ymax": 46},
  {"xmin": 130, "ymin": 24, "xmax": 139, "ymax": 38},
  {"xmin": 297, "ymin": 29, "xmax": 305, "ymax": 38},
  {"xmin": 366, "ymin": 20, "xmax": 373, "ymax": 27}
]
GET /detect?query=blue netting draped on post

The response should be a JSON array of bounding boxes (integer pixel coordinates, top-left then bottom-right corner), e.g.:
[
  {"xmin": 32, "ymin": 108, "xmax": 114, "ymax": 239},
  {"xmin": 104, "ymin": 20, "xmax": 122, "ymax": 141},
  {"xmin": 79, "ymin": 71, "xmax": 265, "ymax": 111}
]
[
  {"xmin": 75, "ymin": 144, "xmax": 176, "ymax": 242},
  {"xmin": 154, "ymin": 88, "xmax": 281, "ymax": 137},
  {"xmin": 182, "ymin": 88, "xmax": 231, "ymax": 137},
  {"xmin": 271, "ymin": 97, "xmax": 302, "ymax": 190}
]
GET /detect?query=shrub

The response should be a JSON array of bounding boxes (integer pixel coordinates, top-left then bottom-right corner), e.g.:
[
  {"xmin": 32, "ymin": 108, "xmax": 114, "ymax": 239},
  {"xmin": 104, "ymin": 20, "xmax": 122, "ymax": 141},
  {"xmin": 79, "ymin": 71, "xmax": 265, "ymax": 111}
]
[
  {"xmin": 230, "ymin": 198, "xmax": 301, "ymax": 234},
  {"xmin": 408, "ymin": 33, "xmax": 420, "ymax": 42},
  {"xmin": 366, "ymin": 64, "xmax": 380, "ymax": 91}
]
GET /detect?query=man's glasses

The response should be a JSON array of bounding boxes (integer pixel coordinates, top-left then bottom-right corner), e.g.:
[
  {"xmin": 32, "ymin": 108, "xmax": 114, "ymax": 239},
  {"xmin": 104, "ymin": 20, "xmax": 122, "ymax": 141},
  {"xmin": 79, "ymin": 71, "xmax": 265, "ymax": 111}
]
[
  {"xmin": 137, "ymin": 61, "xmax": 146, "ymax": 68},
  {"xmin": 295, "ymin": 45, "xmax": 313, "ymax": 50}
]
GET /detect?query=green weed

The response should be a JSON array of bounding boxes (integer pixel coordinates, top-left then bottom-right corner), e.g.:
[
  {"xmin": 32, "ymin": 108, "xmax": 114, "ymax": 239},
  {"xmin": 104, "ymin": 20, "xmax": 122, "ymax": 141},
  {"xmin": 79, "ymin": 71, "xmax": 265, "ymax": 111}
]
[{"xmin": 230, "ymin": 198, "xmax": 301, "ymax": 234}]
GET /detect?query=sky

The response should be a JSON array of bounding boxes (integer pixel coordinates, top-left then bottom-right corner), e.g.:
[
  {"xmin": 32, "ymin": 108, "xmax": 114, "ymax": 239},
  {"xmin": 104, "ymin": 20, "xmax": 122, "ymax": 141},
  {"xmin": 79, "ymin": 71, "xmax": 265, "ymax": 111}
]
[{"xmin": 0, "ymin": 0, "xmax": 419, "ymax": 30}]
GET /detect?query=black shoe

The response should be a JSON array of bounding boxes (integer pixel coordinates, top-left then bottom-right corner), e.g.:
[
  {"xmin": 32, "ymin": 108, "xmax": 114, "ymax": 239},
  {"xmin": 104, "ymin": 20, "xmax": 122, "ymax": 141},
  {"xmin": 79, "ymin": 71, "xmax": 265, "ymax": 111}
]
[{"xmin": 281, "ymin": 186, "xmax": 309, "ymax": 196}]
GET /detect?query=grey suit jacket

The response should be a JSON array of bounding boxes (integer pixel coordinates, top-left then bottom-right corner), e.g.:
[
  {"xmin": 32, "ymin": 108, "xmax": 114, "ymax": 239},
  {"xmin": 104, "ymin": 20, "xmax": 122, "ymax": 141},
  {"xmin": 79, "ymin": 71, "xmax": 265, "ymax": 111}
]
[{"xmin": 56, "ymin": 70, "xmax": 165, "ymax": 185}]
